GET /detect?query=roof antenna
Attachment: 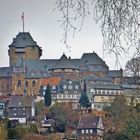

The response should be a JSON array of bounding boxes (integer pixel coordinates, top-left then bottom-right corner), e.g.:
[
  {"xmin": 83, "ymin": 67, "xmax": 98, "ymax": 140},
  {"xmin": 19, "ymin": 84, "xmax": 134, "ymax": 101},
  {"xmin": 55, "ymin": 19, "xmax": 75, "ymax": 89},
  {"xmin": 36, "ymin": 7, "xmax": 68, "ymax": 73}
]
[{"xmin": 21, "ymin": 12, "xmax": 25, "ymax": 32}]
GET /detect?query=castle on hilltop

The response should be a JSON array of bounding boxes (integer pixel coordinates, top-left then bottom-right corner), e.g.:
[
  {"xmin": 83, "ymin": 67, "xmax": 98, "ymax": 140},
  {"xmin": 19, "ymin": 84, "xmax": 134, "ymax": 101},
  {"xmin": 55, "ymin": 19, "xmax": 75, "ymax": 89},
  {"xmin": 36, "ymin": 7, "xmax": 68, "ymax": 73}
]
[{"xmin": 0, "ymin": 32, "xmax": 123, "ymax": 96}]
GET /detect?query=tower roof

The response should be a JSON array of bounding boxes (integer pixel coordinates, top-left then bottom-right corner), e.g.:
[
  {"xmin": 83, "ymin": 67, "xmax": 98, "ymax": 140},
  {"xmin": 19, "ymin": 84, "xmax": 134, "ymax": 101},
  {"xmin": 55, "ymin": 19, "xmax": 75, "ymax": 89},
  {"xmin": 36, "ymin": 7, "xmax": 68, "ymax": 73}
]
[
  {"xmin": 50, "ymin": 53, "xmax": 79, "ymax": 70},
  {"xmin": 9, "ymin": 32, "xmax": 37, "ymax": 48},
  {"xmin": 80, "ymin": 52, "xmax": 107, "ymax": 65}
]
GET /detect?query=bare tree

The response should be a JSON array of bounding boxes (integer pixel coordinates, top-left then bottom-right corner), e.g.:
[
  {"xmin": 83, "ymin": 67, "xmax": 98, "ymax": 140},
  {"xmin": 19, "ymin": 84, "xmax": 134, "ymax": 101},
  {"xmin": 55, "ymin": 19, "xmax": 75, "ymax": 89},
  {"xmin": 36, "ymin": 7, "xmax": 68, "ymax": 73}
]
[
  {"xmin": 125, "ymin": 57, "xmax": 140, "ymax": 77},
  {"xmin": 55, "ymin": 0, "xmax": 140, "ymax": 59}
]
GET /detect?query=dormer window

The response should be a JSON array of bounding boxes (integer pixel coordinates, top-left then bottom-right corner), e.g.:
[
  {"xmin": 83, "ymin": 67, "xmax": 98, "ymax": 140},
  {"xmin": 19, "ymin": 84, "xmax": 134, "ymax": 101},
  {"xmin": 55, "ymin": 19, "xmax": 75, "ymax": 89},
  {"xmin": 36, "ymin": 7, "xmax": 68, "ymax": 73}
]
[{"xmin": 31, "ymin": 72, "xmax": 35, "ymax": 76}]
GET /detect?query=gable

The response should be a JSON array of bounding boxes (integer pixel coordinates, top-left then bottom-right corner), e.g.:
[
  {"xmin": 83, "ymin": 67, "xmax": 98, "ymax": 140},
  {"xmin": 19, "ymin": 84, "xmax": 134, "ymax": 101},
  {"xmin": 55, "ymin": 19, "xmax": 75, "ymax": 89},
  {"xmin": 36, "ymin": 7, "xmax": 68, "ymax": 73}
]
[{"xmin": 97, "ymin": 117, "xmax": 104, "ymax": 130}]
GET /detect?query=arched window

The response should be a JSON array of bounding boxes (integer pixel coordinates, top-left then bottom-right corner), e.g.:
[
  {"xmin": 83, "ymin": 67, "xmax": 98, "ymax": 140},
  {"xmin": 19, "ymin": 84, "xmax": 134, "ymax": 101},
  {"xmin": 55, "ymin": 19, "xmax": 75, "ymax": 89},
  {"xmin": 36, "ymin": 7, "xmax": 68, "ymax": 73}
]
[
  {"xmin": 25, "ymin": 81, "xmax": 28, "ymax": 88},
  {"xmin": 17, "ymin": 80, "xmax": 21, "ymax": 88},
  {"xmin": 32, "ymin": 80, "xmax": 36, "ymax": 87},
  {"xmin": 1, "ymin": 85, "xmax": 4, "ymax": 90}
]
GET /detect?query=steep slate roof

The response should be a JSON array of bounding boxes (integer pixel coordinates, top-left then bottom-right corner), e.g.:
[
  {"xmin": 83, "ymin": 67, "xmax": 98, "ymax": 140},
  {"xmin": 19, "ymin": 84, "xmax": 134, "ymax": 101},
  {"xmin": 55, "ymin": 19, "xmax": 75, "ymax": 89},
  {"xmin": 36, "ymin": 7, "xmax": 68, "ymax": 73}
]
[
  {"xmin": 123, "ymin": 76, "xmax": 140, "ymax": 85},
  {"xmin": 85, "ymin": 76, "xmax": 113, "ymax": 83},
  {"xmin": 77, "ymin": 115, "xmax": 100, "ymax": 129},
  {"xmin": 49, "ymin": 54, "xmax": 79, "ymax": 70},
  {"xmin": 107, "ymin": 69, "xmax": 123, "ymax": 78},
  {"xmin": 0, "ymin": 67, "xmax": 11, "ymax": 77},
  {"xmin": 69, "ymin": 59, "xmax": 80, "ymax": 67},
  {"xmin": 9, "ymin": 96, "xmax": 34, "ymax": 107},
  {"xmin": 25, "ymin": 60, "xmax": 49, "ymax": 78},
  {"xmin": 88, "ymin": 83, "xmax": 122, "ymax": 90},
  {"xmin": 122, "ymin": 84, "xmax": 139, "ymax": 89},
  {"xmin": 9, "ymin": 32, "xmax": 37, "ymax": 48},
  {"xmin": 79, "ymin": 52, "xmax": 108, "ymax": 66}
]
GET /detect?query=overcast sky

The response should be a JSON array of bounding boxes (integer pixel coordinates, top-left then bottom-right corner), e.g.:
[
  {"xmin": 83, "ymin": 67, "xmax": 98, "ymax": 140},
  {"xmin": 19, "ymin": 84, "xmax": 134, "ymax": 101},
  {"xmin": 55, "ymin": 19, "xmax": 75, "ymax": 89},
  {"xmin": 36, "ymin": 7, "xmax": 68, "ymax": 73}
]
[{"xmin": 0, "ymin": 0, "xmax": 131, "ymax": 69}]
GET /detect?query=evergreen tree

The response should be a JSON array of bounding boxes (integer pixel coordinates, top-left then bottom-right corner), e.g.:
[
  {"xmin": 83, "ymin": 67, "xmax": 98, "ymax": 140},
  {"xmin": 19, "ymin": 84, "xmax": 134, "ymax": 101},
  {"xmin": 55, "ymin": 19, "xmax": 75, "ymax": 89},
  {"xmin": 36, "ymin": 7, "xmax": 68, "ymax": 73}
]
[
  {"xmin": 79, "ymin": 79, "xmax": 91, "ymax": 108},
  {"xmin": 79, "ymin": 91, "xmax": 91, "ymax": 108},
  {"xmin": 44, "ymin": 84, "xmax": 52, "ymax": 107}
]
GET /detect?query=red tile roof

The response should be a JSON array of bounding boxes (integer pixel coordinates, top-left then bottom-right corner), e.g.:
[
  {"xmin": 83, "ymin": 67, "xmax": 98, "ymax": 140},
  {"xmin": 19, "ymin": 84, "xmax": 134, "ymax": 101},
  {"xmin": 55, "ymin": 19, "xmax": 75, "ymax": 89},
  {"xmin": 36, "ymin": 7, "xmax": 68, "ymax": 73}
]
[{"xmin": 41, "ymin": 77, "xmax": 61, "ymax": 86}]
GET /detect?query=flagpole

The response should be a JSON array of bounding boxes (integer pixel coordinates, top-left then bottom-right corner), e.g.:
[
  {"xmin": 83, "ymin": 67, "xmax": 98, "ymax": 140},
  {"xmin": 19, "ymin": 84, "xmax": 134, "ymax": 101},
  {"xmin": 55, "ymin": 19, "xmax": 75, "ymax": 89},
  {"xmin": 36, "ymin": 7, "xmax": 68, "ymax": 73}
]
[
  {"xmin": 22, "ymin": 12, "xmax": 24, "ymax": 32},
  {"xmin": 23, "ymin": 18, "xmax": 24, "ymax": 32}
]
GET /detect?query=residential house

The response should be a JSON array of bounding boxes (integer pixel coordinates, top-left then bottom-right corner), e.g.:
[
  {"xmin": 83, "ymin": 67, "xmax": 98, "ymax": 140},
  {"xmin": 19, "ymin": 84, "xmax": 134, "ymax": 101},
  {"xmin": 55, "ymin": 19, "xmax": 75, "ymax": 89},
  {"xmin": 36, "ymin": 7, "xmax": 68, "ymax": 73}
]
[
  {"xmin": 0, "ymin": 95, "xmax": 11, "ymax": 118},
  {"xmin": 77, "ymin": 115, "xmax": 104, "ymax": 140},
  {"xmin": 41, "ymin": 76, "xmax": 61, "ymax": 95},
  {"xmin": 87, "ymin": 82, "xmax": 124, "ymax": 110},
  {"xmin": 8, "ymin": 96, "xmax": 35, "ymax": 123},
  {"xmin": 0, "ymin": 101, "xmax": 6, "ymax": 118},
  {"xmin": 52, "ymin": 79, "xmax": 81, "ymax": 109}
]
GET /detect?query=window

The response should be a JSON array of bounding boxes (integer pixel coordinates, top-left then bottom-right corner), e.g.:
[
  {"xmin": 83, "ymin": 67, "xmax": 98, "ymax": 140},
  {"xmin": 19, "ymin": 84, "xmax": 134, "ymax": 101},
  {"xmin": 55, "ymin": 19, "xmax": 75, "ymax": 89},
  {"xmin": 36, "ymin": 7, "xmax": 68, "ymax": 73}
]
[
  {"xmin": 69, "ymin": 81, "xmax": 72, "ymax": 84},
  {"xmin": 31, "ymin": 72, "xmax": 35, "ymax": 76},
  {"xmin": 90, "ymin": 129, "xmax": 93, "ymax": 133},
  {"xmin": 90, "ymin": 89, "xmax": 94, "ymax": 92},
  {"xmin": 1, "ymin": 85, "xmax": 4, "ymax": 90},
  {"xmin": 32, "ymin": 80, "xmax": 36, "ymax": 87},
  {"xmin": 57, "ymin": 94, "xmax": 62, "ymax": 99},
  {"xmin": 52, "ymin": 86, "xmax": 56, "ymax": 90},
  {"xmin": 43, "ymin": 86, "xmax": 47, "ymax": 90},
  {"xmin": 102, "ymin": 91, "xmax": 105, "ymax": 94},
  {"xmin": 107, "ymin": 91, "xmax": 110, "ymax": 95},
  {"xmin": 63, "ymin": 95, "xmax": 66, "ymax": 98},
  {"xmin": 25, "ymin": 80, "xmax": 28, "ymax": 87},
  {"xmin": 23, "ymin": 108, "xmax": 25, "ymax": 110},
  {"xmin": 14, "ymin": 108, "xmax": 16, "ymax": 110},
  {"xmin": 63, "ymin": 85, "xmax": 67, "ymax": 89},
  {"xmin": 86, "ymin": 129, "xmax": 89, "ymax": 133},
  {"xmin": 81, "ymin": 129, "xmax": 84, "ymax": 134},
  {"xmin": 6, "ymin": 84, "xmax": 9, "ymax": 90},
  {"xmin": 74, "ymin": 91, "xmax": 77, "ymax": 94},
  {"xmin": 17, "ymin": 80, "xmax": 21, "ymax": 88},
  {"xmin": 75, "ymin": 85, "xmax": 79, "ymax": 89},
  {"xmin": 14, "ymin": 113, "xmax": 16, "ymax": 116},
  {"xmin": 68, "ymin": 85, "xmax": 73, "ymax": 89},
  {"xmin": 98, "ymin": 104, "xmax": 101, "ymax": 109}
]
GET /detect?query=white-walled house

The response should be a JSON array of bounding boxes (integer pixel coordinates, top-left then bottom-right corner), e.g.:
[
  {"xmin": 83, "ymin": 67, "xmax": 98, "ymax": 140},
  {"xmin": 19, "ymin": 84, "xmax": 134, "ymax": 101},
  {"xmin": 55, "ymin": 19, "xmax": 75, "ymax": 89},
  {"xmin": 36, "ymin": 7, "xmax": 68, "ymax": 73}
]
[{"xmin": 8, "ymin": 96, "xmax": 35, "ymax": 123}]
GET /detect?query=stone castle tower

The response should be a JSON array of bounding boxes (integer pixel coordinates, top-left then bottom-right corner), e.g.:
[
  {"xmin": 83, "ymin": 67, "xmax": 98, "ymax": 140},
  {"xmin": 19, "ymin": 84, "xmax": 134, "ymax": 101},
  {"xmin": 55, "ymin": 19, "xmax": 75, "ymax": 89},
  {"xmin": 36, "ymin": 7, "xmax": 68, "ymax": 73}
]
[
  {"xmin": 8, "ymin": 32, "xmax": 42, "ymax": 67},
  {"xmin": 8, "ymin": 32, "xmax": 42, "ymax": 95}
]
